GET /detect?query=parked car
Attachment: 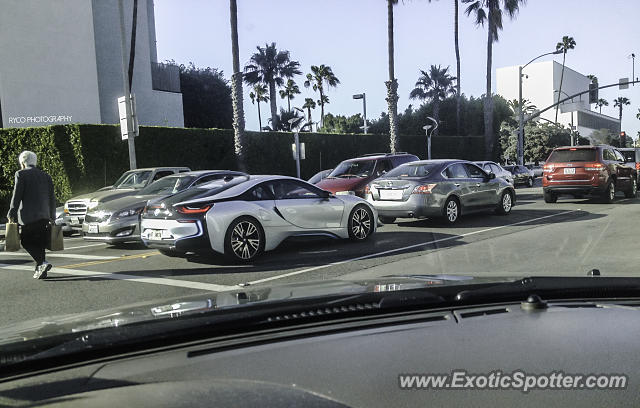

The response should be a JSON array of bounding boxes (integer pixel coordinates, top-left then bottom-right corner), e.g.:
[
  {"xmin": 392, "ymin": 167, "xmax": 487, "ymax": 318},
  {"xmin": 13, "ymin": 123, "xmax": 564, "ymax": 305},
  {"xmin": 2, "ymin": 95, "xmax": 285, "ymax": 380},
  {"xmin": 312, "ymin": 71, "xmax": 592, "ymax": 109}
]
[
  {"xmin": 54, "ymin": 206, "xmax": 73, "ymax": 236},
  {"xmin": 366, "ymin": 160, "xmax": 516, "ymax": 224},
  {"xmin": 307, "ymin": 169, "xmax": 333, "ymax": 184},
  {"xmin": 63, "ymin": 167, "xmax": 190, "ymax": 232},
  {"xmin": 503, "ymin": 165, "xmax": 535, "ymax": 187},
  {"xmin": 82, "ymin": 171, "xmax": 248, "ymax": 244},
  {"xmin": 141, "ymin": 175, "xmax": 377, "ymax": 261},
  {"xmin": 315, "ymin": 153, "xmax": 419, "ymax": 197},
  {"xmin": 617, "ymin": 147, "xmax": 640, "ymax": 181},
  {"xmin": 473, "ymin": 161, "xmax": 514, "ymax": 185},
  {"xmin": 542, "ymin": 145, "xmax": 637, "ymax": 203},
  {"xmin": 525, "ymin": 163, "xmax": 544, "ymax": 178}
]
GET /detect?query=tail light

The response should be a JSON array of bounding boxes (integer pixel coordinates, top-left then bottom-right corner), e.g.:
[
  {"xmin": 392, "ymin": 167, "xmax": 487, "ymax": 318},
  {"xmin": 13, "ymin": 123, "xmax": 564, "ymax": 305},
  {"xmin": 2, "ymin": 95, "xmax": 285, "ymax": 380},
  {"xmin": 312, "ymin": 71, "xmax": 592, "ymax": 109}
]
[
  {"xmin": 176, "ymin": 203, "xmax": 212, "ymax": 214},
  {"xmin": 635, "ymin": 162, "xmax": 640, "ymax": 170},
  {"xmin": 364, "ymin": 185, "xmax": 371, "ymax": 195},
  {"xmin": 584, "ymin": 163, "xmax": 605, "ymax": 171},
  {"xmin": 412, "ymin": 184, "xmax": 437, "ymax": 194},
  {"xmin": 543, "ymin": 164, "xmax": 555, "ymax": 173}
]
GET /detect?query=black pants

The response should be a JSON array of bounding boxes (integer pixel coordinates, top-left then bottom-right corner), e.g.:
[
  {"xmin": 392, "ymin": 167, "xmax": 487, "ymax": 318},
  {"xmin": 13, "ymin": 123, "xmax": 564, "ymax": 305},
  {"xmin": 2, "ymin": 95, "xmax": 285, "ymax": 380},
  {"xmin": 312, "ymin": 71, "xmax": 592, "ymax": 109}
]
[{"xmin": 21, "ymin": 219, "xmax": 49, "ymax": 266}]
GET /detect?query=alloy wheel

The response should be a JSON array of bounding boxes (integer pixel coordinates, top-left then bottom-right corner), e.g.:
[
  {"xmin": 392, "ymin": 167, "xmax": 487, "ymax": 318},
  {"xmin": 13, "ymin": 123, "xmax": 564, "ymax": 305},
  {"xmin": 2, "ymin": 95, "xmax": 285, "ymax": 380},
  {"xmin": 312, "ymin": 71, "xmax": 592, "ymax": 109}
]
[
  {"xmin": 502, "ymin": 192, "xmax": 513, "ymax": 213},
  {"xmin": 446, "ymin": 200, "xmax": 458, "ymax": 223},
  {"xmin": 609, "ymin": 182, "xmax": 615, "ymax": 201},
  {"xmin": 351, "ymin": 207, "xmax": 372, "ymax": 240},
  {"xmin": 230, "ymin": 221, "xmax": 261, "ymax": 260}
]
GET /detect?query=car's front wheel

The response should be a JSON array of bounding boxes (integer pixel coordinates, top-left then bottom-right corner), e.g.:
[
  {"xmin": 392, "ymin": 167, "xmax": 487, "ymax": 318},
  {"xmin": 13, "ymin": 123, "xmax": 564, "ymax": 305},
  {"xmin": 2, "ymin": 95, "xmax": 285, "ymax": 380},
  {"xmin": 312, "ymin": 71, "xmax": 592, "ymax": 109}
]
[
  {"xmin": 603, "ymin": 181, "xmax": 616, "ymax": 203},
  {"xmin": 624, "ymin": 178, "xmax": 637, "ymax": 198},
  {"xmin": 224, "ymin": 216, "xmax": 264, "ymax": 262},
  {"xmin": 495, "ymin": 190, "xmax": 514, "ymax": 215},
  {"xmin": 348, "ymin": 205, "xmax": 374, "ymax": 241}
]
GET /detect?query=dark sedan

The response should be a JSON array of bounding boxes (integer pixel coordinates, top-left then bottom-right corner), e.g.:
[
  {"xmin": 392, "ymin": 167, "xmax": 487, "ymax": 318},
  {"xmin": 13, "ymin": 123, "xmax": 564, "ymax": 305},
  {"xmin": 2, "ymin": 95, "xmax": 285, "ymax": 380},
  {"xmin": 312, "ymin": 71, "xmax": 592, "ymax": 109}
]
[
  {"xmin": 366, "ymin": 160, "xmax": 516, "ymax": 224},
  {"xmin": 503, "ymin": 165, "xmax": 535, "ymax": 187}
]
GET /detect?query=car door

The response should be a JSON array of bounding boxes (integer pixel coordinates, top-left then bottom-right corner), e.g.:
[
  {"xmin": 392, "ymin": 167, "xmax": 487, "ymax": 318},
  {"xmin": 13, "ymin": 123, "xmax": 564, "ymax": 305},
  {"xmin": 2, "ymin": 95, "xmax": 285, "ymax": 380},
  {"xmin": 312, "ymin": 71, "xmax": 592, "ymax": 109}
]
[
  {"xmin": 443, "ymin": 163, "xmax": 475, "ymax": 209},
  {"xmin": 464, "ymin": 163, "xmax": 498, "ymax": 208},
  {"xmin": 613, "ymin": 149, "xmax": 633, "ymax": 190},
  {"xmin": 273, "ymin": 179, "xmax": 345, "ymax": 229}
]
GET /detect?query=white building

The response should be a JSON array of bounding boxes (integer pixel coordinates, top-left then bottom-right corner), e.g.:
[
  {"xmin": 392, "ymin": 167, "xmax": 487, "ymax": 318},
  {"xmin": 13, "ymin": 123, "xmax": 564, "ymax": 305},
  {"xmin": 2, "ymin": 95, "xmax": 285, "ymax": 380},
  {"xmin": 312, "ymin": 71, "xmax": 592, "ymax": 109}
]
[
  {"xmin": 0, "ymin": 0, "xmax": 184, "ymax": 129},
  {"xmin": 496, "ymin": 61, "xmax": 619, "ymax": 139}
]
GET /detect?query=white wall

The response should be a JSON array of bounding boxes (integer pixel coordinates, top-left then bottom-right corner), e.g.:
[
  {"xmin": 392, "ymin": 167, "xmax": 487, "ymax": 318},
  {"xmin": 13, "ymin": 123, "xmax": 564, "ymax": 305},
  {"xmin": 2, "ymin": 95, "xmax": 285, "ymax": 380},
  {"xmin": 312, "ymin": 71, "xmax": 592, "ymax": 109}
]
[{"xmin": 0, "ymin": 0, "xmax": 102, "ymax": 127}]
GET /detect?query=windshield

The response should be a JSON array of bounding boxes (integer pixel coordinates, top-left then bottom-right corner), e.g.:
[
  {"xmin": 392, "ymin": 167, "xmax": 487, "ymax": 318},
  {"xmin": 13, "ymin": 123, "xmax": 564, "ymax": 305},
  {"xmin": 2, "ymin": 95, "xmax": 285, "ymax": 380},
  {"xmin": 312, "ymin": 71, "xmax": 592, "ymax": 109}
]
[
  {"xmin": 112, "ymin": 170, "xmax": 153, "ymax": 189},
  {"xmin": 329, "ymin": 160, "xmax": 376, "ymax": 178},
  {"xmin": 384, "ymin": 163, "xmax": 439, "ymax": 178},
  {"xmin": 547, "ymin": 149, "xmax": 597, "ymax": 163},
  {"xmin": 3, "ymin": 0, "xmax": 640, "ymax": 386},
  {"xmin": 137, "ymin": 175, "xmax": 195, "ymax": 196}
]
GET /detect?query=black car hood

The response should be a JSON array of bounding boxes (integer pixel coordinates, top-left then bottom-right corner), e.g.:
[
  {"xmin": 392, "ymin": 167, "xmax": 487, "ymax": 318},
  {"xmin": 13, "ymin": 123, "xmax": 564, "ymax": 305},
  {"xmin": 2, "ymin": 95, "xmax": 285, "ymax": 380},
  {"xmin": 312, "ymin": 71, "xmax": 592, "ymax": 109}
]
[{"xmin": 0, "ymin": 275, "xmax": 511, "ymax": 344}]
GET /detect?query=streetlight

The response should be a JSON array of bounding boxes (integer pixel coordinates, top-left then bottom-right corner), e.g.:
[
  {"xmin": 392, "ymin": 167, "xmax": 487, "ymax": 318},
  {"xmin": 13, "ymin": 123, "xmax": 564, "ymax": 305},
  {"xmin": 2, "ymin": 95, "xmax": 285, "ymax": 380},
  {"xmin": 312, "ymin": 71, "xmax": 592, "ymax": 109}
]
[
  {"xmin": 423, "ymin": 116, "xmax": 438, "ymax": 160},
  {"xmin": 352, "ymin": 93, "xmax": 367, "ymax": 133},
  {"xmin": 518, "ymin": 49, "xmax": 563, "ymax": 166}
]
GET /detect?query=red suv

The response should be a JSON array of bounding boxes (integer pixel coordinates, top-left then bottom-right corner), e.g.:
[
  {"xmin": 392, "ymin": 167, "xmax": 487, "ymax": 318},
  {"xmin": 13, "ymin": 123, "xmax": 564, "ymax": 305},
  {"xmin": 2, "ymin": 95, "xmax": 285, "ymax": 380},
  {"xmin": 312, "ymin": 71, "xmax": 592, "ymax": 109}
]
[
  {"xmin": 315, "ymin": 153, "xmax": 419, "ymax": 197},
  {"xmin": 542, "ymin": 145, "xmax": 638, "ymax": 203}
]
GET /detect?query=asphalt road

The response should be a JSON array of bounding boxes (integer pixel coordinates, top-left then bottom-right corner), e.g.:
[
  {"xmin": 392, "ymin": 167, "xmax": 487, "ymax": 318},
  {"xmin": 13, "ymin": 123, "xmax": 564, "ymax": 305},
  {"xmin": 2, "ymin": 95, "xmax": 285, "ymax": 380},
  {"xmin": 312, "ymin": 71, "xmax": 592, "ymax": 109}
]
[{"xmin": 1, "ymin": 182, "xmax": 639, "ymax": 327}]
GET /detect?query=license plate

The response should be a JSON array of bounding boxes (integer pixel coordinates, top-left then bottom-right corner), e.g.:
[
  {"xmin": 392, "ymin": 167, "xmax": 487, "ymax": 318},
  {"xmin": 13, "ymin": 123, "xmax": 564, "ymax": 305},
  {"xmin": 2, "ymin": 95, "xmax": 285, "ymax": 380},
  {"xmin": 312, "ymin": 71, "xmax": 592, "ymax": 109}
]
[
  {"xmin": 563, "ymin": 168, "xmax": 576, "ymax": 174},
  {"xmin": 87, "ymin": 224, "xmax": 99, "ymax": 234},
  {"xmin": 379, "ymin": 189, "xmax": 404, "ymax": 200},
  {"xmin": 70, "ymin": 217, "xmax": 79, "ymax": 225},
  {"xmin": 145, "ymin": 229, "xmax": 164, "ymax": 241}
]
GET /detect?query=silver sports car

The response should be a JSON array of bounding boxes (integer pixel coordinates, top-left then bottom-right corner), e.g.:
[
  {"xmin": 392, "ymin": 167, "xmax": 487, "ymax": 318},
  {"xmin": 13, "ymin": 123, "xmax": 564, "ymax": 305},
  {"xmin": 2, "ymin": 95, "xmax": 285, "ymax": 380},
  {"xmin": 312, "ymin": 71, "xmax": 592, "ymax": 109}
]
[
  {"xmin": 140, "ymin": 175, "xmax": 377, "ymax": 262},
  {"xmin": 366, "ymin": 160, "xmax": 516, "ymax": 224}
]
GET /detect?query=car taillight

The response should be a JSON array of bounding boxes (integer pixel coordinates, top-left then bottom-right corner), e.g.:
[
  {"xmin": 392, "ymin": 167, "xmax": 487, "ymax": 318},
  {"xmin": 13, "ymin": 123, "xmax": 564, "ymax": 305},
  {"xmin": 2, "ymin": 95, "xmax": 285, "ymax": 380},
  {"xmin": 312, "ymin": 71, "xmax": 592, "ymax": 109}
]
[
  {"xmin": 412, "ymin": 184, "xmax": 437, "ymax": 194},
  {"xmin": 543, "ymin": 164, "xmax": 554, "ymax": 172},
  {"xmin": 584, "ymin": 163, "xmax": 605, "ymax": 171},
  {"xmin": 636, "ymin": 162, "xmax": 640, "ymax": 170},
  {"xmin": 364, "ymin": 185, "xmax": 371, "ymax": 195},
  {"xmin": 176, "ymin": 204, "xmax": 212, "ymax": 214}
]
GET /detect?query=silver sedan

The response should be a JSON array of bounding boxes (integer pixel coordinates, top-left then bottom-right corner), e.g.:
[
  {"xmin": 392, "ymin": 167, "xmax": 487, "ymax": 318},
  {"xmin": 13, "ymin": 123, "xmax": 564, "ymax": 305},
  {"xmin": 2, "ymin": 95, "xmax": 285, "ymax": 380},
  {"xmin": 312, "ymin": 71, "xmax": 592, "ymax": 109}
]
[
  {"xmin": 366, "ymin": 160, "xmax": 516, "ymax": 224},
  {"xmin": 141, "ymin": 175, "xmax": 377, "ymax": 262}
]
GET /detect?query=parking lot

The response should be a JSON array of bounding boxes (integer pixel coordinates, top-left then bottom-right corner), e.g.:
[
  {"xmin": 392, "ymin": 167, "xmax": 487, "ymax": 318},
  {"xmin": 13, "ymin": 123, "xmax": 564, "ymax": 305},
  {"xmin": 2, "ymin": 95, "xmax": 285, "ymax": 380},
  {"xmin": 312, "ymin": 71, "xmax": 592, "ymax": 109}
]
[{"xmin": 1, "ymin": 183, "xmax": 639, "ymax": 327}]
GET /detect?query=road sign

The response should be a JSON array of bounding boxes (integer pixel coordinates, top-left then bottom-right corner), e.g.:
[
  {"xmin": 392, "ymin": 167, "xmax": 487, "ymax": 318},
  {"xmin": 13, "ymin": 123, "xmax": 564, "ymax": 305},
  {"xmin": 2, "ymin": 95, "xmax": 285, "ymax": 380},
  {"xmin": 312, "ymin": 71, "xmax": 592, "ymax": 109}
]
[
  {"xmin": 291, "ymin": 142, "xmax": 306, "ymax": 160},
  {"xmin": 118, "ymin": 94, "xmax": 139, "ymax": 140},
  {"xmin": 619, "ymin": 78, "xmax": 629, "ymax": 90}
]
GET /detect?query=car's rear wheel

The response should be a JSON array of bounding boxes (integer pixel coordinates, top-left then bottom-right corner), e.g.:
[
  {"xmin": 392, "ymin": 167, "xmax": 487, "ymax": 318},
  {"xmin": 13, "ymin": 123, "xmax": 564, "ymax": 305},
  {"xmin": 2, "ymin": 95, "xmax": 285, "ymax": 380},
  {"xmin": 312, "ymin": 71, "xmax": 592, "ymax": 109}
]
[
  {"xmin": 543, "ymin": 191, "xmax": 557, "ymax": 203},
  {"xmin": 603, "ymin": 181, "xmax": 616, "ymax": 203},
  {"xmin": 348, "ymin": 205, "xmax": 374, "ymax": 241},
  {"xmin": 379, "ymin": 216, "xmax": 396, "ymax": 224},
  {"xmin": 224, "ymin": 216, "xmax": 264, "ymax": 262},
  {"xmin": 495, "ymin": 190, "xmax": 514, "ymax": 215},
  {"xmin": 442, "ymin": 196, "xmax": 460, "ymax": 224},
  {"xmin": 624, "ymin": 178, "xmax": 637, "ymax": 198}
]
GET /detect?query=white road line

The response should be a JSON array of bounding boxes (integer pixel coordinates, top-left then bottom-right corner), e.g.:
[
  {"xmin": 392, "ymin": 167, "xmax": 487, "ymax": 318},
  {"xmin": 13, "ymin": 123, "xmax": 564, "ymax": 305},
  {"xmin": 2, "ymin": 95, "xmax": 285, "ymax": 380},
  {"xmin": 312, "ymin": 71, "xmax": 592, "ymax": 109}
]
[
  {"xmin": 1, "ymin": 253, "xmax": 119, "ymax": 260},
  {"xmin": 246, "ymin": 210, "xmax": 580, "ymax": 286},
  {"xmin": 0, "ymin": 263, "xmax": 235, "ymax": 292},
  {"xmin": 299, "ymin": 250, "xmax": 338, "ymax": 255}
]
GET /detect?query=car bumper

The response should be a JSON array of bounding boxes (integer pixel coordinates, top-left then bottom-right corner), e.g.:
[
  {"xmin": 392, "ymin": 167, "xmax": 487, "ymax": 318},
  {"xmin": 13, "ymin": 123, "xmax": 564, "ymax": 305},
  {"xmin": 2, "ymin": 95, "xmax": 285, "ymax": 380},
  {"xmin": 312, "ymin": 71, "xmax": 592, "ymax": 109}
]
[
  {"xmin": 543, "ymin": 183, "xmax": 607, "ymax": 195},
  {"xmin": 140, "ymin": 218, "xmax": 210, "ymax": 252},
  {"xmin": 82, "ymin": 216, "xmax": 140, "ymax": 243},
  {"xmin": 63, "ymin": 214, "xmax": 86, "ymax": 231},
  {"xmin": 367, "ymin": 194, "xmax": 443, "ymax": 218}
]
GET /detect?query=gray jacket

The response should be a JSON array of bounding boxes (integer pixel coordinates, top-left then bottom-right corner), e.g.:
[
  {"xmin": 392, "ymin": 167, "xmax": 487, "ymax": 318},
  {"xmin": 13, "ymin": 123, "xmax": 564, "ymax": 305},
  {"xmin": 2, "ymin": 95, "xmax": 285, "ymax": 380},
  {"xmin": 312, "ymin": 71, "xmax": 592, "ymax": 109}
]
[{"xmin": 7, "ymin": 166, "xmax": 56, "ymax": 225}]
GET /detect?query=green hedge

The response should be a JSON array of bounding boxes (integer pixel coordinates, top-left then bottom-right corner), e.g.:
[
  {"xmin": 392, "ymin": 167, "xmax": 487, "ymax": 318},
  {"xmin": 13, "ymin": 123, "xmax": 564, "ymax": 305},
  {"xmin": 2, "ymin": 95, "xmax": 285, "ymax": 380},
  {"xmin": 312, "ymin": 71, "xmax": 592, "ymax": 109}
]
[{"xmin": 0, "ymin": 124, "xmax": 484, "ymax": 220}]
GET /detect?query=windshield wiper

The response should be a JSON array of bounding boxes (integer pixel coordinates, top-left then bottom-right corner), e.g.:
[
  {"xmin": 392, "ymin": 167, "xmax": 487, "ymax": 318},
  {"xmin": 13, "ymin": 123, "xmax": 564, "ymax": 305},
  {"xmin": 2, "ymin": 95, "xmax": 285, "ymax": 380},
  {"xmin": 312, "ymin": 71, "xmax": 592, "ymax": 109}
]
[{"xmin": 455, "ymin": 275, "xmax": 640, "ymax": 304}]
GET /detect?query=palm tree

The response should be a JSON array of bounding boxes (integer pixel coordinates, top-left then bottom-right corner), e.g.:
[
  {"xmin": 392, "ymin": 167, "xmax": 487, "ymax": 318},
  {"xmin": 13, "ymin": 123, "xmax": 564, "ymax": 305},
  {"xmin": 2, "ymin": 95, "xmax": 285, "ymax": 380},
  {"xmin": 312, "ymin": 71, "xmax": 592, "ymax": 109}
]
[
  {"xmin": 409, "ymin": 65, "xmax": 456, "ymax": 136},
  {"xmin": 279, "ymin": 79, "xmax": 300, "ymax": 112},
  {"xmin": 304, "ymin": 64, "xmax": 340, "ymax": 128},
  {"xmin": 507, "ymin": 98, "xmax": 536, "ymax": 119},
  {"xmin": 463, "ymin": 0, "xmax": 526, "ymax": 160},
  {"xmin": 637, "ymin": 108, "xmax": 640, "ymax": 121},
  {"xmin": 614, "ymin": 97, "xmax": 631, "ymax": 127},
  {"xmin": 554, "ymin": 35, "xmax": 576, "ymax": 122},
  {"xmin": 302, "ymin": 98, "xmax": 317, "ymax": 130},
  {"xmin": 249, "ymin": 84, "xmax": 269, "ymax": 131},
  {"xmin": 596, "ymin": 98, "xmax": 608, "ymax": 114},
  {"xmin": 454, "ymin": 0, "xmax": 462, "ymax": 135},
  {"xmin": 229, "ymin": 0, "xmax": 246, "ymax": 169},
  {"xmin": 244, "ymin": 43, "xmax": 301, "ymax": 131},
  {"xmin": 386, "ymin": 0, "xmax": 400, "ymax": 153}
]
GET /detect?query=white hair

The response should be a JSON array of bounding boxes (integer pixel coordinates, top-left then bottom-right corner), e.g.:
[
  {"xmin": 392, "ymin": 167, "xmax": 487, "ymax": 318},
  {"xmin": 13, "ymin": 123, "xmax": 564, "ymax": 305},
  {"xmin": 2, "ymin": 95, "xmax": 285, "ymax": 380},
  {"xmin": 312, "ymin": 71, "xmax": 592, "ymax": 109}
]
[{"xmin": 19, "ymin": 151, "xmax": 37, "ymax": 167}]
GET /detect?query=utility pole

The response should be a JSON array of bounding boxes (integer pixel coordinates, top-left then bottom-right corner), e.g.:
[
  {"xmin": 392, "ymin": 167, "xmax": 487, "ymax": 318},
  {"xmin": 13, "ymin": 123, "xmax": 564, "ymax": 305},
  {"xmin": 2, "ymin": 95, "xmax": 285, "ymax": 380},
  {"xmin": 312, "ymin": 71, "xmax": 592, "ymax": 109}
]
[{"xmin": 118, "ymin": 0, "xmax": 137, "ymax": 169}]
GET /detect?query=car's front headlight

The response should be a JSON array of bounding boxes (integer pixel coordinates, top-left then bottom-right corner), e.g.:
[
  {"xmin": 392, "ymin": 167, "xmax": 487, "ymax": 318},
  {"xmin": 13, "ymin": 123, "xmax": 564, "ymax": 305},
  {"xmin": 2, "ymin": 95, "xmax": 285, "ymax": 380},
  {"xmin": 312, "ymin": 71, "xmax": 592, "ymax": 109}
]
[
  {"xmin": 88, "ymin": 201, "xmax": 100, "ymax": 210},
  {"xmin": 114, "ymin": 207, "xmax": 144, "ymax": 219}
]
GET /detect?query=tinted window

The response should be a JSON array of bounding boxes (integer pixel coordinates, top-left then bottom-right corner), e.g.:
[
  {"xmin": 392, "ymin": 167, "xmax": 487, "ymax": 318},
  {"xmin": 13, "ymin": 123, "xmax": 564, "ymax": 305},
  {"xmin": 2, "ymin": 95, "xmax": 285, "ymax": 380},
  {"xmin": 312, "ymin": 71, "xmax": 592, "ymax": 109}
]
[
  {"xmin": 443, "ymin": 164, "xmax": 468, "ymax": 179},
  {"xmin": 246, "ymin": 184, "xmax": 275, "ymax": 201},
  {"xmin": 490, "ymin": 164, "xmax": 502, "ymax": 174},
  {"xmin": 375, "ymin": 160, "xmax": 393, "ymax": 176},
  {"xmin": 194, "ymin": 174, "xmax": 232, "ymax": 186},
  {"xmin": 464, "ymin": 163, "xmax": 485, "ymax": 178},
  {"xmin": 621, "ymin": 150, "xmax": 637, "ymax": 162},
  {"xmin": 138, "ymin": 175, "xmax": 195, "ymax": 195},
  {"xmin": 113, "ymin": 170, "xmax": 152, "ymax": 188},
  {"xmin": 329, "ymin": 160, "xmax": 376, "ymax": 178},
  {"xmin": 385, "ymin": 163, "xmax": 440, "ymax": 178},
  {"xmin": 603, "ymin": 149, "xmax": 616, "ymax": 161},
  {"xmin": 273, "ymin": 180, "xmax": 322, "ymax": 199},
  {"xmin": 547, "ymin": 149, "xmax": 597, "ymax": 163},
  {"xmin": 153, "ymin": 170, "xmax": 175, "ymax": 181},
  {"xmin": 614, "ymin": 150, "xmax": 625, "ymax": 162}
]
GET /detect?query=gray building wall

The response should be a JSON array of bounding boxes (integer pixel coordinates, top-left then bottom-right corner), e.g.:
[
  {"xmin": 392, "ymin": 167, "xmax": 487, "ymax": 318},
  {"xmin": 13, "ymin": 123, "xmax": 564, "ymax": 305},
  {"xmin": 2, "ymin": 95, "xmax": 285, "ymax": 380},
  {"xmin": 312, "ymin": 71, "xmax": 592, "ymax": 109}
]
[
  {"xmin": 0, "ymin": 0, "xmax": 102, "ymax": 127},
  {"xmin": 0, "ymin": 0, "xmax": 183, "ymax": 129}
]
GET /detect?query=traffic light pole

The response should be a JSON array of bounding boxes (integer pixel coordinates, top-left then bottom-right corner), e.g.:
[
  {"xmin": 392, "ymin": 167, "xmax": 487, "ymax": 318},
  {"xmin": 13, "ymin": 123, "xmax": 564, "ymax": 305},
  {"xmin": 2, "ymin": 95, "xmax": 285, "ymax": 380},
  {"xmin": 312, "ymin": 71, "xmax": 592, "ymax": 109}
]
[{"xmin": 118, "ymin": 0, "xmax": 137, "ymax": 170}]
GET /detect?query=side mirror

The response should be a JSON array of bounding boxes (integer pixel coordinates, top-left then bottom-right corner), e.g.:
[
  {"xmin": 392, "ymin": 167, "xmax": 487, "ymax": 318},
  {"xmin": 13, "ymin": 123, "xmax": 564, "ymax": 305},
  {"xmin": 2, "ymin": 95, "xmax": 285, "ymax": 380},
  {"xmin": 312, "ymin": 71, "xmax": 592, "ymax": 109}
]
[
  {"xmin": 319, "ymin": 190, "xmax": 331, "ymax": 199},
  {"xmin": 487, "ymin": 172, "xmax": 496, "ymax": 180}
]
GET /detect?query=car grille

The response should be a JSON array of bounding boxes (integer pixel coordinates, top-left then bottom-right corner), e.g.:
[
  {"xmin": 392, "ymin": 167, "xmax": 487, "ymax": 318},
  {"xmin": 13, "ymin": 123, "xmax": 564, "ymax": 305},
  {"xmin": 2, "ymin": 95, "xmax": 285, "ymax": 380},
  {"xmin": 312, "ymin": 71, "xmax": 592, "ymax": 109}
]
[
  {"xmin": 67, "ymin": 200, "xmax": 88, "ymax": 217},
  {"xmin": 85, "ymin": 213, "xmax": 111, "ymax": 223}
]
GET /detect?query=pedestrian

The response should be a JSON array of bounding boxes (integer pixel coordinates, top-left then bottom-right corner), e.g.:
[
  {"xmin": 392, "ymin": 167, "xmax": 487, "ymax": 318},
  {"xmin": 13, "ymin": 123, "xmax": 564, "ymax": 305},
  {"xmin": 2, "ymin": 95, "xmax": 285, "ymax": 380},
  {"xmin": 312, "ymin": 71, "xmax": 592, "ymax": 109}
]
[{"xmin": 7, "ymin": 151, "xmax": 56, "ymax": 279}]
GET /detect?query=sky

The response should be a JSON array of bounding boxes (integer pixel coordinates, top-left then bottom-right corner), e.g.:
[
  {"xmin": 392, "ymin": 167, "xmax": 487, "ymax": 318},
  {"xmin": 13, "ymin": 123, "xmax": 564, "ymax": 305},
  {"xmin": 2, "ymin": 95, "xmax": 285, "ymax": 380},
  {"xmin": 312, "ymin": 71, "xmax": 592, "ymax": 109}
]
[{"xmin": 154, "ymin": 0, "xmax": 640, "ymax": 139}]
